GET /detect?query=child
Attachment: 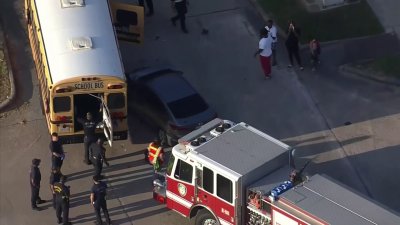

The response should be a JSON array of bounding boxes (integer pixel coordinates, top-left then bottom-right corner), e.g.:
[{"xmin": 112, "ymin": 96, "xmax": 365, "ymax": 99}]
[{"xmin": 309, "ymin": 38, "xmax": 321, "ymax": 71}]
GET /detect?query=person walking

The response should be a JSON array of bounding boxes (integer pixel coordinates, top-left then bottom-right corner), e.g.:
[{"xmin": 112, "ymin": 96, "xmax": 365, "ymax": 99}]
[
  {"xmin": 90, "ymin": 138, "xmax": 110, "ymax": 179},
  {"xmin": 54, "ymin": 176, "xmax": 71, "ymax": 225},
  {"xmin": 30, "ymin": 158, "xmax": 45, "ymax": 211},
  {"xmin": 90, "ymin": 175, "xmax": 112, "ymax": 225},
  {"xmin": 265, "ymin": 19, "xmax": 278, "ymax": 66},
  {"xmin": 254, "ymin": 28, "xmax": 273, "ymax": 79},
  {"xmin": 49, "ymin": 133, "xmax": 65, "ymax": 170},
  {"xmin": 138, "ymin": 0, "xmax": 154, "ymax": 17},
  {"xmin": 170, "ymin": 0, "xmax": 188, "ymax": 33},
  {"xmin": 285, "ymin": 21, "xmax": 304, "ymax": 70},
  {"xmin": 50, "ymin": 167, "xmax": 63, "ymax": 209},
  {"xmin": 309, "ymin": 38, "xmax": 321, "ymax": 71},
  {"xmin": 77, "ymin": 112, "xmax": 100, "ymax": 165}
]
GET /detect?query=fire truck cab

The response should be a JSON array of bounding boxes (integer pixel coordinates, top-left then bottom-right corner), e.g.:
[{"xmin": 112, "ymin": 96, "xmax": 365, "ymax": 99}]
[{"xmin": 153, "ymin": 118, "xmax": 291, "ymax": 225}]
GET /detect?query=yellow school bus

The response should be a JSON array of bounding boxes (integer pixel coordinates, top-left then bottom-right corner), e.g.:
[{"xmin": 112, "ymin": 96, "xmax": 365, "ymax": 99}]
[{"xmin": 24, "ymin": 0, "xmax": 144, "ymax": 146}]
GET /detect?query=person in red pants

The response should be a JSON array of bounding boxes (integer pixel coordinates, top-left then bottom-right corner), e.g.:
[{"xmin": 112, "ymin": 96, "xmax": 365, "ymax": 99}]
[{"xmin": 254, "ymin": 28, "xmax": 273, "ymax": 79}]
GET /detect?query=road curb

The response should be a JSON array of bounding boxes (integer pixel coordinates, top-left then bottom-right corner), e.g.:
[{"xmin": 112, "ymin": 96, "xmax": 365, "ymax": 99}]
[
  {"xmin": 0, "ymin": 23, "xmax": 16, "ymax": 111},
  {"xmin": 339, "ymin": 63, "xmax": 400, "ymax": 86}
]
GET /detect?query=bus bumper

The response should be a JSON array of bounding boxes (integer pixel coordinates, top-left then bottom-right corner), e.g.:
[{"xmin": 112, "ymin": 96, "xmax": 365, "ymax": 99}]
[{"xmin": 58, "ymin": 131, "xmax": 128, "ymax": 144}]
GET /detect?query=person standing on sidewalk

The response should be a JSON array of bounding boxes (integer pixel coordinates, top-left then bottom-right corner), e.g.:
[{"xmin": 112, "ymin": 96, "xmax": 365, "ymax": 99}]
[
  {"xmin": 49, "ymin": 132, "xmax": 65, "ymax": 170},
  {"xmin": 265, "ymin": 19, "xmax": 278, "ymax": 66},
  {"xmin": 138, "ymin": 0, "xmax": 154, "ymax": 17},
  {"xmin": 170, "ymin": 0, "xmax": 188, "ymax": 33},
  {"xmin": 30, "ymin": 158, "xmax": 45, "ymax": 211},
  {"xmin": 285, "ymin": 21, "xmax": 304, "ymax": 70},
  {"xmin": 254, "ymin": 28, "xmax": 273, "ymax": 79},
  {"xmin": 309, "ymin": 38, "xmax": 321, "ymax": 71},
  {"xmin": 90, "ymin": 175, "xmax": 112, "ymax": 225}
]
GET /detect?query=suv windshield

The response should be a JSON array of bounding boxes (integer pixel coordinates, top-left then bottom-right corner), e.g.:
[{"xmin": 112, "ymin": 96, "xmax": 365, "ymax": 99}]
[{"xmin": 167, "ymin": 94, "xmax": 208, "ymax": 119}]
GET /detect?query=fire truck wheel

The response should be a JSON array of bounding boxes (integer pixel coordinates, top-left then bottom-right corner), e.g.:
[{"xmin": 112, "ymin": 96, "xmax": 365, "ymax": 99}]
[{"xmin": 195, "ymin": 209, "xmax": 218, "ymax": 225}]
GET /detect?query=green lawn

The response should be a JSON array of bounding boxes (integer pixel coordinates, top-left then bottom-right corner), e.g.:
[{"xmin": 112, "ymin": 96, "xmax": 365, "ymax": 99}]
[
  {"xmin": 257, "ymin": 0, "xmax": 384, "ymax": 43},
  {"xmin": 370, "ymin": 55, "xmax": 400, "ymax": 78}
]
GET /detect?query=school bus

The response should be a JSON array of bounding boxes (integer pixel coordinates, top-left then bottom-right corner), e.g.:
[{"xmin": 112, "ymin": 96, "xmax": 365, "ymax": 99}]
[{"xmin": 24, "ymin": 0, "xmax": 144, "ymax": 146}]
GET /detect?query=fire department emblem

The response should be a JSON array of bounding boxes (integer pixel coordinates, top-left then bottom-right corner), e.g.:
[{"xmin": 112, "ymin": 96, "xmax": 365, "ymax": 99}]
[{"xmin": 178, "ymin": 183, "xmax": 187, "ymax": 197}]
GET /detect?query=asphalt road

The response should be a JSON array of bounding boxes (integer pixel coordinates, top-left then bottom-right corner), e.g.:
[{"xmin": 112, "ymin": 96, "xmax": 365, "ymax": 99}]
[{"xmin": 1, "ymin": 0, "xmax": 400, "ymax": 224}]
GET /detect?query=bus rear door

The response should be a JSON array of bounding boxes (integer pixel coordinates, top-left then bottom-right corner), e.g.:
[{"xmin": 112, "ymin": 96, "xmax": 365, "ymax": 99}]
[
  {"xmin": 110, "ymin": 1, "xmax": 144, "ymax": 44},
  {"xmin": 102, "ymin": 97, "xmax": 113, "ymax": 147}
]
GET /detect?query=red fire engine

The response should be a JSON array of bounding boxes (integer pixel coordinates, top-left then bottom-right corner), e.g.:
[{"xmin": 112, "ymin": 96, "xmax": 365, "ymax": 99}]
[{"xmin": 153, "ymin": 118, "xmax": 400, "ymax": 225}]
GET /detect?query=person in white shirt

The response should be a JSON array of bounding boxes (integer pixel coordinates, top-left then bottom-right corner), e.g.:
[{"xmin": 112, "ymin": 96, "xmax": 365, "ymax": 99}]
[
  {"xmin": 254, "ymin": 28, "xmax": 273, "ymax": 79},
  {"xmin": 265, "ymin": 19, "xmax": 278, "ymax": 66}
]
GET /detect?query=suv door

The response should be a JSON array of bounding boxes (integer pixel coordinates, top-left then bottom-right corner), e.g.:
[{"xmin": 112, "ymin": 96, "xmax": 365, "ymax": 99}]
[{"xmin": 110, "ymin": 1, "xmax": 144, "ymax": 43}]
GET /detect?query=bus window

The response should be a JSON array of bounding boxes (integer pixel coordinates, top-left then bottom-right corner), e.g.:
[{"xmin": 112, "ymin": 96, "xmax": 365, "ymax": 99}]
[
  {"xmin": 107, "ymin": 93, "xmax": 125, "ymax": 109},
  {"xmin": 53, "ymin": 96, "xmax": 71, "ymax": 113}
]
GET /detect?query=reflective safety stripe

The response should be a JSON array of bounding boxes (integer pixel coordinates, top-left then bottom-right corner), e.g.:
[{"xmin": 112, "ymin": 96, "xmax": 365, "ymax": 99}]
[{"xmin": 148, "ymin": 143, "xmax": 162, "ymax": 164}]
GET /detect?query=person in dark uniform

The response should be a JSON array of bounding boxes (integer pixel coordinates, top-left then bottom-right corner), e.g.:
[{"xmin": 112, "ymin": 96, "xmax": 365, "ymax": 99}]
[
  {"xmin": 90, "ymin": 138, "xmax": 110, "ymax": 179},
  {"xmin": 138, "ymin": 0, "xmax": 154, "ymax": 17},
  {"xmin": 30, "ymin": 158, "xmax": 45, "ymax": 211},
  {"xmin": 54, "ymin": 176, "xmax": 71, "ymax": 225},
  {"xmin": 50, "ymin": 167, "xmax": 63, "ymax": 209},
  {"xmin": 77, "ymin": 112, "xmax": 100, "ymax": 165},
  {"xmin": 171, "ymin": 0, "xmax": 188, "ymax": 33},
  {"xmin": 49, "ymin": 133, "xmax": 65, "ymax": 170},
  {"xmin": 91, "ymin": 175, "xmax": 112, "ymax": 225}
]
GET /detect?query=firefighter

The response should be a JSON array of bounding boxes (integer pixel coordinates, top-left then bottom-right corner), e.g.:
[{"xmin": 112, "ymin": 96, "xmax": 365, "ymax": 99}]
[
  {"xmin": 49, "ymin": 167, "xmax": 63, "ymax": 209},
  {"xmin": 90, "ymin": 175, "xmax": 112, "ymax": 225},
  {"xmin": 146, "ymin": 139, "xmax": 164, "ymax": 172},
  {"xmin": 30, "ymin": 158, "xmax": 45, "ymax": 211},
  {"xmin": 90, "ymin": 138, "xmax": 110, "ymax": 179},
  {"xmin": 54, "ymin": 175, "xmax": 71, "ymax": 225},
  {"xmin": 77, "ymin": 112, "xmax": 100, "ymax": 165}
]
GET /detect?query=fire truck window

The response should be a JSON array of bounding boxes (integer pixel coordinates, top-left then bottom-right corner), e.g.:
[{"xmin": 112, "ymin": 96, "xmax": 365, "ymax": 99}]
[
  {"xmin": 174, "ymin": 159, "xmax": 193, "ymax": 183},
  {"xmin": 166, "ymin": 154, "xmax": 175, "ymax": 176},
  {"xmin": 217, "ymin": 174, "xmax": 233, "ymax": 203},
  {"xmin": 262, "ymin": 201, "xmax": 272, "ymax": 214},
  {"xmin": 203, "ymin": 167, "xmax": 214, "ymax": 193}
]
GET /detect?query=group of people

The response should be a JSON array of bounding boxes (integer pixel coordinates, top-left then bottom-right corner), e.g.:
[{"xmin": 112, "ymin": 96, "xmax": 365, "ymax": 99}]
[
  {"xmin": 254, "ymin": 19, "xmax": 321, "ymax": 79},
  {"xmin": 139, "ymin": 0, "xmax": 190, "ymax": 34},
  {"xmin": 29, "ymin": 112, "xmax": 112, "ymax": 225}
]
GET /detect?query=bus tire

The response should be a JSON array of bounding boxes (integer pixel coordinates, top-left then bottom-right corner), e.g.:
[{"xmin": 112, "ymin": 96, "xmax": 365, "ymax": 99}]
[{"xmin": 195, "ymin": 209, "xmax": 219, "ymax": 225}]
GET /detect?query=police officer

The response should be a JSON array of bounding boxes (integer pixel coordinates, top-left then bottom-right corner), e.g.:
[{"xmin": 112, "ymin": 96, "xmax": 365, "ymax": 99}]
[
  {"xmin": 30, "ymin": 158, "xmax": 45, "ymax": 211},
  {"xmin": 50, "ymin": 167, "xmax": 63, "ymax": 209},
  {"xmin": 90, "ymin": 138, "xmax": 110, "ymax": 179},
  {"xmin": 90, "ymin": 175, "xmax": 111, "ymax": 225},
  {"xmin": 170, "ymin": 0, "xmax": 188, "ymax": 33},
  {"xmin": 77, "ymin": 112, "xmax": 100, "ymax": 165},
  {"xmin": 49, "ymin": 132, "xmax": 65, "ymax": 170},
  {"xmin": 54, "ymin": 176, "xmax": 71, "ymax": 225}
]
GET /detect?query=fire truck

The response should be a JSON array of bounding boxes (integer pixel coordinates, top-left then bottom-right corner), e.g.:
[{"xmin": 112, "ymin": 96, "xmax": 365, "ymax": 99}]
[{"xmin": 152, "ymin": 118, "xmax": 400, "ymax": 225}]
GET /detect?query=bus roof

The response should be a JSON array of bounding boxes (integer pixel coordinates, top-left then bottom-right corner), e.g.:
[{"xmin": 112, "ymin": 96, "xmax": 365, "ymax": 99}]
[{"xmin": 34, "ymin": 0, "xmax": 125, "ymax": 85}]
